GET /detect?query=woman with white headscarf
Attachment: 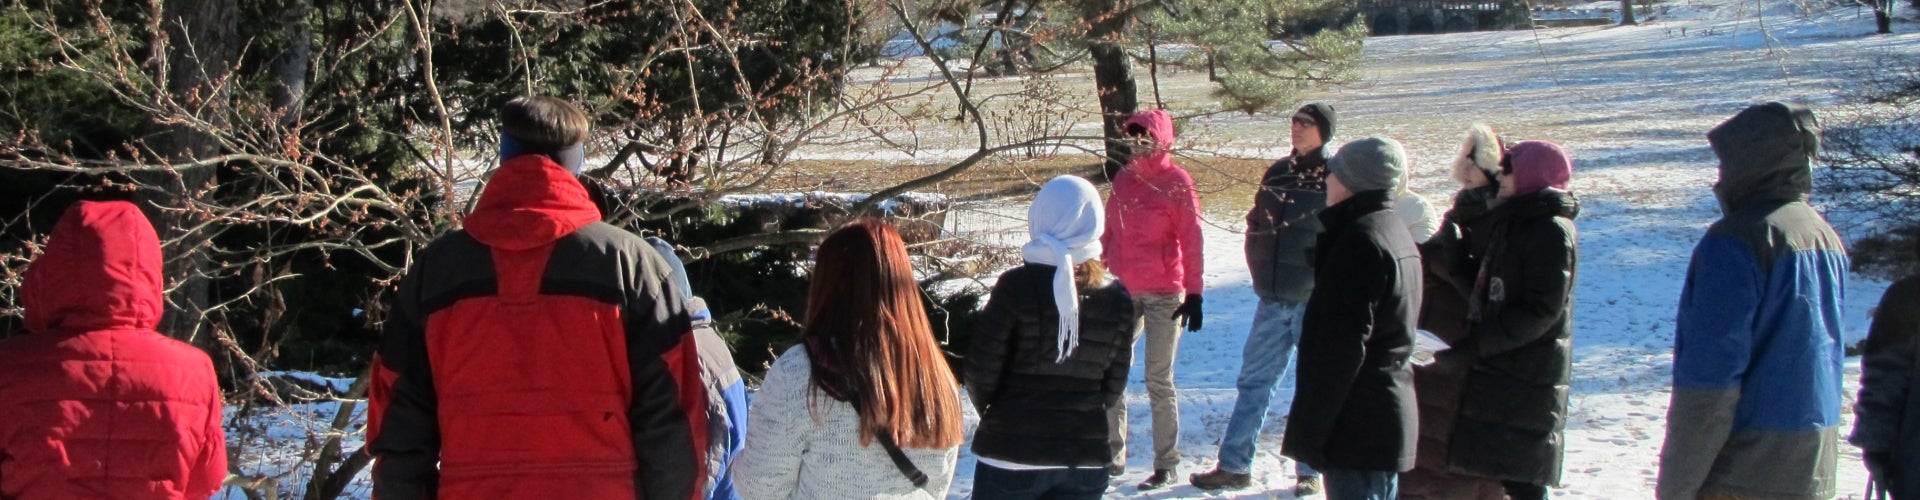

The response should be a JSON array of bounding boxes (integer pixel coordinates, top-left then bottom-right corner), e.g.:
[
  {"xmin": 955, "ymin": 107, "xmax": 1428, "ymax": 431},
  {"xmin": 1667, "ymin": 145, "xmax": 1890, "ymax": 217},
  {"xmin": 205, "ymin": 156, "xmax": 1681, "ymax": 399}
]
[{"xmin": 965, "ymin": 175, "xmax": 1138, "ymax": 500}]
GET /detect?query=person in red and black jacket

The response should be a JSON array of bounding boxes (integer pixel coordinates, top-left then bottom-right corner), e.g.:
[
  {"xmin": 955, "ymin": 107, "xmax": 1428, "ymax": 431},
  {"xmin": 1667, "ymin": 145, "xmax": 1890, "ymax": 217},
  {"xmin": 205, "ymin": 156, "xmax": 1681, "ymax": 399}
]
[
  {"xmin": 368, "ymin": 96, "xmax": 708, "ymax": 500},
  {"xmin": 0, "ymin": 194, "xmax": 228, "ymax": 500}
]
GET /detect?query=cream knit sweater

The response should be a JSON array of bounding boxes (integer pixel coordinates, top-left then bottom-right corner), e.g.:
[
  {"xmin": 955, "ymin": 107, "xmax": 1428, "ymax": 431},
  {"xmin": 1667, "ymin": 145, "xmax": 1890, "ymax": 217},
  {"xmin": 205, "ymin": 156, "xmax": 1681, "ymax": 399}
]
[{"xmin": 733, "ymin": 345, "xmax": 960, "ymax": 499}]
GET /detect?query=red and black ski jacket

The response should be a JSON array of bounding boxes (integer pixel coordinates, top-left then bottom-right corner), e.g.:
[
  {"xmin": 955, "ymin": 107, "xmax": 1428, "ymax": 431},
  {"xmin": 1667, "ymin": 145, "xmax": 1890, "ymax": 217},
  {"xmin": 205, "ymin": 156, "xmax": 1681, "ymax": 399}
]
[{"xmin": 369, "ymin": 154, "xmax": 707, "ymax": 500}]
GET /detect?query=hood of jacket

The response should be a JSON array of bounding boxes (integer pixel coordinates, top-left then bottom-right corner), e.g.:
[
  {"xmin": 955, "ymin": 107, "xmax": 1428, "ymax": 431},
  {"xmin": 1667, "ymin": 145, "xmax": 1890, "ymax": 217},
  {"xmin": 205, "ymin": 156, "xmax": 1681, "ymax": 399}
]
[
  {"xmin": 1452, "ymin": 123, "xmax": 1504, "ymax": 186},
  {"xmin": 22, "ymin": 200, "xmax": 165, "ymax": 334},
  {"xmin": 465, "ymin": 154, "xmax": 605, "ymax": 250},
  {"xmin": 1497, "ymin": 187, "xmax": 1581, "ymax": 222},
  {"xmin": 1708, "ymin": 102, "xmax": 1820, "ymax": 213},
  {"xmin": 1123, "ymin": 109, "xmax": 1178, "ymax": 174}
]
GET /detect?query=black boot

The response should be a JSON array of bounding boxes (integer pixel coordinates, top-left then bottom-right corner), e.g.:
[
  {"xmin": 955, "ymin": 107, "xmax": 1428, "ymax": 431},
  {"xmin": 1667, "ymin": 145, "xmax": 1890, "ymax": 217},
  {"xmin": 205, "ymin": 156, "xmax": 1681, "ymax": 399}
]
[{"xmin": 1138, "ymin": 468, "xmax": 1178, "ymax": 490}]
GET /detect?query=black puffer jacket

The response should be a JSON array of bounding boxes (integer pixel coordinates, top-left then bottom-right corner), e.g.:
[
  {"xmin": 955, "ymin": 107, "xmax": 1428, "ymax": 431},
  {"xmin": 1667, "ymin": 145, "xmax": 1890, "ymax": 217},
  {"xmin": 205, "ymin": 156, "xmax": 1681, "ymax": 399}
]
[
  {"xmin": 1408, "ymin": 186, "xmax": 1501, "ymax": 491},
  {"xmin": 967, "ymin": 263, "xmax": 1136, "ymax": 467},
  {"xmin": 1443, "ymin": 189, "xmax": 1579, "ymax": 486},
  {"xmin": 1245, "ymin": 150, "xmax": 1330, "ymax": 303},
  {"xmin": 1282, "ymin": 190, "xmax": 1422, "ymax": 473},
  {"xmin": 1419, "ymin": 186, "xmax": 1499, "ymax": 341}
]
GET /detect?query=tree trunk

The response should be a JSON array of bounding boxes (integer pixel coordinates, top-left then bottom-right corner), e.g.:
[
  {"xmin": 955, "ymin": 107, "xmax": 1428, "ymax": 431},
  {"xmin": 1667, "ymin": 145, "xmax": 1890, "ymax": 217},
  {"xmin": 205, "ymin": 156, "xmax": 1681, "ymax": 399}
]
[
  {"xmin": 145, "ymin": 0, "xmax": 237, "ymax": 352},
  {"xmin": 1875, "ymin": 0, "xmax": 1894, "ymax": 34},
  {"xmin": 1082, "ymin": 0, "xmax": 1138, "ymax": 180},
  {"xmin": 1621, "ymin": 0, "xmax": 1637, "ymax": 25},
  {"xmin": 272, "ymin": 0, "xmax": 312, "ymax": 128}
]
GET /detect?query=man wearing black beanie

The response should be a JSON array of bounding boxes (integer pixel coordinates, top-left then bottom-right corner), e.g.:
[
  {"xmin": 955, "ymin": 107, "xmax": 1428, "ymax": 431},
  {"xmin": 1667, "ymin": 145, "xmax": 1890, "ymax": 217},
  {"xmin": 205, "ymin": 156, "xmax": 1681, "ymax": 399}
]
[
  {"xmin": 1190, "ymin": 103, "xmax": 1337, "ymax": 495},
  {"xmin": 1299, "ymin": 103, "xmax": 1336, "ymax": 146}
]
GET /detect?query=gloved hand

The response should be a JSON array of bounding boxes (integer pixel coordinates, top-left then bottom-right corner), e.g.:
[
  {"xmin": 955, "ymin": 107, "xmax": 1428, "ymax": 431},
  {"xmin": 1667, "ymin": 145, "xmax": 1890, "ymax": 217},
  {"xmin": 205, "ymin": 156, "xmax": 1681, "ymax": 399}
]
[
  {"xmin": 1865, "ymin": 450, "xmax": 1897, "ymax": 493},
  {"xmin": 1171, "ymin": 294, "xmax": 1203, "ymax": 332}
]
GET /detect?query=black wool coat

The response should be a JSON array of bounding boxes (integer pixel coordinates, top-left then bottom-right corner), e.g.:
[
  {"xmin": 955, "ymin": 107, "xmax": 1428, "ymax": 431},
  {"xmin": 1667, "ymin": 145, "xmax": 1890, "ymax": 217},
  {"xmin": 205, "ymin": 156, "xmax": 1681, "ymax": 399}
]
[{"xmin": 1282, "ymin": 189, "xmax": 1423, "ymax": 473}]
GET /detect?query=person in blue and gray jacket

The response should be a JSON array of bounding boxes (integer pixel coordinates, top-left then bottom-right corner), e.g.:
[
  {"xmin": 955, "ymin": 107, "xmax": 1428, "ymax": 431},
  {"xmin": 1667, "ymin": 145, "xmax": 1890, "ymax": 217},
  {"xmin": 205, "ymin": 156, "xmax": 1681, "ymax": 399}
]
[
  {"xmin": 649, "ymin": 236, "xmax": 750, "ymax": 500},
  {"xmin": 1657, "ymin": 102, "xmax": 1849, "ymax": 500}
]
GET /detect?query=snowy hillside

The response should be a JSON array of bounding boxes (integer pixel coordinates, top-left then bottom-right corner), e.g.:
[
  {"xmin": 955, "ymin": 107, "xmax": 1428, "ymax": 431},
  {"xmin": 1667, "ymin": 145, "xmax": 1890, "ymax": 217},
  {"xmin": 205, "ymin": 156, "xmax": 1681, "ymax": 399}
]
[{"xmin": 220, "ymin": 0, "xmax": 1920, "ymax": 497}]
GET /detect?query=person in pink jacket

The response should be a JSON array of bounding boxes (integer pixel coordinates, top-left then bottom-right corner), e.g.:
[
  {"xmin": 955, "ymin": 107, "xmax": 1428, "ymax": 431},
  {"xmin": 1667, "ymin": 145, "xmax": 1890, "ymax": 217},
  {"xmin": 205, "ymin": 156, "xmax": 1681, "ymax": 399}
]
[{"xmin": 1101, "ymin": 108, "xmax": 1205, "ymax": 490}]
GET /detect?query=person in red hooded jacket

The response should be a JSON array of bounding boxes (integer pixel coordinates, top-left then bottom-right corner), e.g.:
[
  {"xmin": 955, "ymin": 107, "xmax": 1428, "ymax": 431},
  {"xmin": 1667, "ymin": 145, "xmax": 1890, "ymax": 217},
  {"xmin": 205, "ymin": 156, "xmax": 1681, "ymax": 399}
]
[
  {"xmin": 1101, "ymin": 109, "xmax": 1205, "ymax": 490},
  {"xmin": 368, "ymin": 96, "xmax": 708, "ymax": 500},
  {"xmin": 0, "ymin": 193, "xmax": 228, "ymax": 499}
]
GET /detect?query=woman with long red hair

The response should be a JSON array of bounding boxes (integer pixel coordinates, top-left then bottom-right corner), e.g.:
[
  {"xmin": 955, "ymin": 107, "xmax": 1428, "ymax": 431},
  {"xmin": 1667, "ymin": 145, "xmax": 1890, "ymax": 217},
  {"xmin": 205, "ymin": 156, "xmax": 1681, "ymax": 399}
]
[{"xmin": 734, "ymin": 220, "xmax": 966, "ymax": 499}]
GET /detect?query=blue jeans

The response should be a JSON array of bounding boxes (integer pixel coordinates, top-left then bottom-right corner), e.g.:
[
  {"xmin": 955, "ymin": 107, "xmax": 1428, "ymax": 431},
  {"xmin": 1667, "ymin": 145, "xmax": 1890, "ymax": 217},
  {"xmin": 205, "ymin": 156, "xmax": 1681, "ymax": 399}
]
[
  {"xmin": 1215, "ymin": 299, "xmax": 1317, "ymax": 478},
  {"xmin": 970, "ymin": 463, "xmax": 1109, "ymax": 500},
  {"xmin": 1320, "ymin": 468, "xmax": 1398, "ymax": 500}
]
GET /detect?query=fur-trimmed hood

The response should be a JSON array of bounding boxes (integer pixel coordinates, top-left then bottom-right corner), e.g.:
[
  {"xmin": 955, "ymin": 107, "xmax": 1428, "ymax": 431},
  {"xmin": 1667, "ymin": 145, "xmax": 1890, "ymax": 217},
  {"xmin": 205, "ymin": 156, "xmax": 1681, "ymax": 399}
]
[{"xmin": 1451, "ymin": 123, "xmax": 1504, "ymax": 186}]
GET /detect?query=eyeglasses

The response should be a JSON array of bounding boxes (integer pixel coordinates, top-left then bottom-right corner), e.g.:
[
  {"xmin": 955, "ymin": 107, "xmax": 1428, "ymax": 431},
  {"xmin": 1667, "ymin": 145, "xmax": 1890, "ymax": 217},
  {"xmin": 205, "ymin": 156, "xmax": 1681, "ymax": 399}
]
[{"xmin": 1291, "ymin": 116, "xmax": 1315, "ymax": 128}]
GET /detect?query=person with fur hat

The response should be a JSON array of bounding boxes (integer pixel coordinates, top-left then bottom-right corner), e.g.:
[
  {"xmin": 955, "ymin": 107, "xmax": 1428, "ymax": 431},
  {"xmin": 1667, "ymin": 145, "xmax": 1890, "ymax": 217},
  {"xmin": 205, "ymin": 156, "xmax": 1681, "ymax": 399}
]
[
  {"xmin": 646, "ymin": 236, "xmax": 749, "ymax": 500},
  {"xmin": 967, "ymin": 175, "xmax": 1138, "ymax": 500},
  {"xmin": 1191, "ymin": 103, "xmax": 1334, "ymax": 495},
  {"xmin": 1102, "ymin": 109, "xmax": 1205, "ymax": 490},
  {"xmin": 1657, "ymin": 102, "xmax": 1849, "ymax": 500},
  {"xmin": 1281, "ymin": 136, "xmax": 1423, "ymax": 500},
  {"xmin": 1851, "ymin": 234, "xmax": 1919, "ymax": 500},
  {"xmin": 1435, "ymin": 139, "xmax": 1580, "ymax": 500},
  {"xmin": 1400, "ymin": 124, "xmax": 1509, "ymax": 500}
]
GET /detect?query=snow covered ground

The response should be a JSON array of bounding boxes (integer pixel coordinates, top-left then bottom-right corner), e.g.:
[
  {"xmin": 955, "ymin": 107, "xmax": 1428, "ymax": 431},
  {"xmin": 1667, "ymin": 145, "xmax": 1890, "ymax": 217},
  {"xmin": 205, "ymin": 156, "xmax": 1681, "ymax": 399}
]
[
  {"xmin": 989, "ymin": 2, "xmax": 1913, "ymax": 498},
  {"xmin": 222, "ymin": 0, "xmax": 1920, "ymax": 497}
]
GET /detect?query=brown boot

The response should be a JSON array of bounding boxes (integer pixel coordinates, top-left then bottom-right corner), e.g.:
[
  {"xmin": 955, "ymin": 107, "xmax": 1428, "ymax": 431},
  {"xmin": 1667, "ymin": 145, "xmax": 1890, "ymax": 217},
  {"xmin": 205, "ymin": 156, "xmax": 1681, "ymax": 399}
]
[
  {"xmin": 1189, "ymin": 468, "xmax": 1252, "ymax": 490},
  {"xmin": 1138, "ymin": 468, "xmax": 1178, "ymax": 490}
]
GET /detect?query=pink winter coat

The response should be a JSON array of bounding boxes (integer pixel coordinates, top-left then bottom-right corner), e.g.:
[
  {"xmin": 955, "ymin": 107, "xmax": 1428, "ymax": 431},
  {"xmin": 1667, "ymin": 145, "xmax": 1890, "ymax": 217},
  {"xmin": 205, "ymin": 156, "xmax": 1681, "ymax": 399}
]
[
  {"xmin": 0, "ymin": 200, "xmax": 228, "ymax": 500},
  {"xmin": 1102, "ymin": 110, "xmax": 1204, "ymax": 296}
]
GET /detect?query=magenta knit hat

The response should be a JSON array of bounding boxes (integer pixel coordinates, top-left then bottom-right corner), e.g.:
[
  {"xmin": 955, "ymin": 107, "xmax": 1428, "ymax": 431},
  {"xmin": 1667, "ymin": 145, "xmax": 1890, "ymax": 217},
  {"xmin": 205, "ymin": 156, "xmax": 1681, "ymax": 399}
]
[{"xmin": 1505, "ymin": 140, "xmax": 1572, "ymax": 197}]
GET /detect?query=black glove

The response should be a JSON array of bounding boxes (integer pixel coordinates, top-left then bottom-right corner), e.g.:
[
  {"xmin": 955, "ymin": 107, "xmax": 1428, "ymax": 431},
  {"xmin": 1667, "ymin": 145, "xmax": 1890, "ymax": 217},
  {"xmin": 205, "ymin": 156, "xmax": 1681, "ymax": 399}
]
[
  {"xmin": 1865, "ymin": 451, "xmax": 1897, "ymax": 493},
  {"xmin": 1171, "ymin": 294, "xmax": 1203, "ymax": 332}
]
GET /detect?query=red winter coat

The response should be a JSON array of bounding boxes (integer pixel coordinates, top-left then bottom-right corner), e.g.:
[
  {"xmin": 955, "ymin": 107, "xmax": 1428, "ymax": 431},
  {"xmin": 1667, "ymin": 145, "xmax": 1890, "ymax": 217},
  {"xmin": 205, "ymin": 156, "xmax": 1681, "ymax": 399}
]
[
  {"xmin": 368, "ymin": 154, "xmax": 708, "ymax": 500},
  {"xmin": 1102, "ymin": 109, "xmax": 1204, "ymax": 296},
  {"xmin": 0, "ymin": 200, "xmax": 228, "ymax": 499}
]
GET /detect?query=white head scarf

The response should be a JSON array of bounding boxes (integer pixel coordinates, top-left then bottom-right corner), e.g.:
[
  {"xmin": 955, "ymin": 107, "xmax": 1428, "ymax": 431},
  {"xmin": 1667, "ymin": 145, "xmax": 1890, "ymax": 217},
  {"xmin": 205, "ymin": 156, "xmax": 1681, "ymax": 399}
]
[{"xmin": 1019, "ymin": 176, "xmax": 1106, "ymax": 362}]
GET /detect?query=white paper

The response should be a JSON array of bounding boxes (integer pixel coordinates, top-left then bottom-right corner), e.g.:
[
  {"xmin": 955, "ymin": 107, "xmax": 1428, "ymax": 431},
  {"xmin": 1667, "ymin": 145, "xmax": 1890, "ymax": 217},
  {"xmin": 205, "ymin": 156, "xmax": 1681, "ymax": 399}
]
[{"xmin": 1411, "ymin": 329, "xmax": 1451, "ymax": 366}]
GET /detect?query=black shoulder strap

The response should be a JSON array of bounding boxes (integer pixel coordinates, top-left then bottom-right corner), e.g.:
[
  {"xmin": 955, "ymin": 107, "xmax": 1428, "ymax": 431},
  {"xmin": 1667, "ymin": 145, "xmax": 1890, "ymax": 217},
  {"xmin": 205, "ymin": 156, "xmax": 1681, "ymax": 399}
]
[{"xmin": 873, "ymin": 427, "xmax": 929, "ymax": 489}]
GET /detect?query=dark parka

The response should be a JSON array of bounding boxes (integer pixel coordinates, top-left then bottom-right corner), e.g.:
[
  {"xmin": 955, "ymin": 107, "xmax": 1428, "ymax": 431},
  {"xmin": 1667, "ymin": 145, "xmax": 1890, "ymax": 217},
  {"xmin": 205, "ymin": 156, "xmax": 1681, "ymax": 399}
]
[
  {"xmin": 1281, "ymin": 189, "xmax": 1423, "ymax": 473},
  {"xmin": 1246, "ymin": 149, "xmax": 1330, "ymax": 304},
  {"xmin": 968, "ymin": 264, "xmax": 1136, "ymax": 467},
  {"xmin": 1441, "ymin": 188, "xmax": 1579, "ymax": 487},
  {"xmin": 1404, "ymin": 186, "xmax": 1506, "ymax": 500},
  {"xmin": 1850, "ymin": 273, "xmax": 1920, "ymax": 498}
]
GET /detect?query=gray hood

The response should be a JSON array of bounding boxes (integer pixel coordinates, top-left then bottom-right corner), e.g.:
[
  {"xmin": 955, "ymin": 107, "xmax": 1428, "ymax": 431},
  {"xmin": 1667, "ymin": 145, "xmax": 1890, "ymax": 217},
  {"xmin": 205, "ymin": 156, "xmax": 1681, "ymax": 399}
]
[{"xmin": 1708, "ymin": 102, "xmax": 1821, "ymax": 213}]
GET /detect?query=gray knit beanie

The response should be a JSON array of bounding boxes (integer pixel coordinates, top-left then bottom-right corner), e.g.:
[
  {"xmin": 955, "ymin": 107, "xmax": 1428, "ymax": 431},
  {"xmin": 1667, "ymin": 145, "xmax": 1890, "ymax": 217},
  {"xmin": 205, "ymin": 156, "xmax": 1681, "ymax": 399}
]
[{"xmin": 1328, "ymin": 136, "xmax": 1407, "ymax": 194}]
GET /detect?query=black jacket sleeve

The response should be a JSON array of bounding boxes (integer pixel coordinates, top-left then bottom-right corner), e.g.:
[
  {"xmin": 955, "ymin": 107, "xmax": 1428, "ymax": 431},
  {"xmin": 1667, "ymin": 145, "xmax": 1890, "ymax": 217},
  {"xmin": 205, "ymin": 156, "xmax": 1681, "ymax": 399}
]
[
  {"xmin": 968, "ymin": 278, "xmax": 1019, "ymax": 412},
  {"xmin": 1291, "ymin": 231, "xmax": 1388, "ymax": 453},
  {"xmin": 623, "ymin": 245, "xmax": 702, "ymax": 500},
  {"xmin": 1102, "ymin": 289, "xmax": 1137, "ymax": 409},
  {"xmin": 1458, "ymin": 218, "xmax": 1576, "ymax": 359},
  {"xmin": 1852, "ymin": 278, "xmax": 1920, "ymax": 452},
  {"xmin": 369, "ymin": 266, "xmax": 442, "ymax": 500}
]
